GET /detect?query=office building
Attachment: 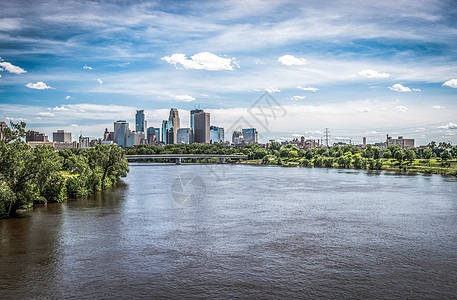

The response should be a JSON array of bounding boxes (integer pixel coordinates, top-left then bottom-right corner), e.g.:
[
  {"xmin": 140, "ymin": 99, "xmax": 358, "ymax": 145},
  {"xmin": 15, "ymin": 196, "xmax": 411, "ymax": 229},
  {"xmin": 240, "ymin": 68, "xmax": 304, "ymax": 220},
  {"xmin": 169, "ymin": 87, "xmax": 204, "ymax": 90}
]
[
  {"xmin": 232, "ymin": 131, "xmax": 243, "ymax": 145},
  {"xmin": 177, "ymin": 128, "xmax": 193, "ymax": 144},
  {"xmin": 242, "ymin": 128, "xmax": 258, "ymax": 144},
  {"xmin": 79, "ymin": 135, "xmax": 95, "ymax": 148},
  {"xmin": 26, "ymin": 131, "xmax": 48, "ymax": 142},
  {"xmin": 386, "ymin": 135, "xmax": 415, "ymax": 150},
  {"xmin": 169, "ymin": 108, "xmax": 180, "ymax": 144},
  {"xmin": 114, "ymin": 120, "xmax": 130, "ymax": 148},
  {"xmin": 210, "ymin": 126, "xmax": 224, "ymax": 143},
  {"xmin": 190, "ymin": 109, "xmax": 203, "ymax": 130},
  {"xmin": 53, "ymin": 130, "xmax": 72, "ymax": 143},
  {"xmin": 147, "ymin": 127, "xmax": 160, "ymax": 144},
  {"xmin": 103, "ymin": 128, "xmax": 114, "ymax": 141},
  {"xmin": 193, "ymin": 111, "xmax": 210, "ymax": 144},
  {"xmin": 135, "ymin": 110, "xmax": 147, "ymax": 132},
  {"xmin": 162, "ymin": 120, "xmax": 172, "ymax": 144}
]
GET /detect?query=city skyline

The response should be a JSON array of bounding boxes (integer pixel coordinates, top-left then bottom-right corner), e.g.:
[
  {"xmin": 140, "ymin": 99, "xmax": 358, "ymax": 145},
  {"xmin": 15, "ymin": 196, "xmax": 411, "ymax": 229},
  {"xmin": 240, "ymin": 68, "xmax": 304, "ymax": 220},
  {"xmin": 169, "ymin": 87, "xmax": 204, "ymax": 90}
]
[{"xmin": 0, "ymin": 0, "xmax": 456, "ymax": 145}]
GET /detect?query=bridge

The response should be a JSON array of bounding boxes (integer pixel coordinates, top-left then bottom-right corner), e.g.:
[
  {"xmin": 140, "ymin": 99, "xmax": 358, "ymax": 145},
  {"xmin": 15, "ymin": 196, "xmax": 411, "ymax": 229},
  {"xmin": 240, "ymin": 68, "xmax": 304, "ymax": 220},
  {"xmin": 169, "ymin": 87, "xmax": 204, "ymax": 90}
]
[{"xmin": 125, "ymin": 154, "xmax": 248, "ymax": 164}]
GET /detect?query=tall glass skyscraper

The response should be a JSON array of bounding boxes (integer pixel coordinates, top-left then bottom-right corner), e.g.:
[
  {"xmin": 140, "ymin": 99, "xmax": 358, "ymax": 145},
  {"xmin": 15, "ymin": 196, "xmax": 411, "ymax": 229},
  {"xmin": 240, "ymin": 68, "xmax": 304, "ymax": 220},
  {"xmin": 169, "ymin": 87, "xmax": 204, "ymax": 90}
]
[
  {"xmin": 190, "ymin": 109, "xmax": 203, "ymax": 130},
  {"xmin": 135, "ymin": 110, "xmax": 146, "ymax": 132},
  {"xmin": 242, "ymin": 128, "xmax": 258, "ymax": 144}
]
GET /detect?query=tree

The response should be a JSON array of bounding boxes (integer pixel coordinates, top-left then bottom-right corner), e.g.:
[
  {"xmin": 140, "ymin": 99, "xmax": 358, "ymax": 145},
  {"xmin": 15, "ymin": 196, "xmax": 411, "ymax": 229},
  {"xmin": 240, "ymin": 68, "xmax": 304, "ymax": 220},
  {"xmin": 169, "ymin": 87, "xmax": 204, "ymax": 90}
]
[
  {"xmin": 269, "ymin": 142, "xmax": 281, "ymax": 151},
  {"xmin": 382, "ymin": 149, "xmax": 392, "ymax": 158},
  {"xmin": 422, "ymin": 148, "xmax": 433, "ymax": 159},
  {"xmin": 394, "ymin": 149, "xmax": 404, "ymax": 167},
  {"xmin": 362, "ymin": 145, "xmax": 373, "ymax": 158},
  {"xmin": 440, "ymin": 150, "xmax": 451, "ymax": 166},
  {"xmin": 451, "ymin": 146, "xmax": 457, "ymax": 158},
  {"xmin": 88, "ymin": 144, "xmax": 129, "ymax": 188},
  {"xmin": 427, "ymin": 141, "xmax": 436, "ymax": 149},
  {"xmin": 372, "ymin": 147, "xmax": 381, "ymax": 159},
  {"xmin": 405, "ymin": 149, "xmax": 416, "ymax": 163},
  {"xmin": 438, "ymin": 142, "xmax": 452, "ymax": 149}
]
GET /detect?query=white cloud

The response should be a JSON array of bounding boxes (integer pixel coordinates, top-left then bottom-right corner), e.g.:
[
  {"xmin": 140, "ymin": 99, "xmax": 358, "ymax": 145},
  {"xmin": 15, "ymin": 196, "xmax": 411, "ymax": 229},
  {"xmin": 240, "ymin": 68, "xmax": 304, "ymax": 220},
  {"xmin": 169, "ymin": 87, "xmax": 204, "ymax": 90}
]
[
  {"xmin": 357, "ymin": 69, "xmax": 390, "ymax": 78},
  {"xmin": 265, "ymin": 87, "xmax": 280, "ymax": 93},
  {"xmin": 0, "ymin": 59, "xmax": 27, "ymax": 74},
  {"xmin": 97, "ymin": 78, "xmax": 103, "ymax": 84},
  {"xmin": 438, "ymin": 122, "xmax": 457, "ymax": 129},
  {"xmin": 83, "ymin": 64, "xmax": 93, "ymax": 70},
  {"xmin": 395, "ymin": 105, "xmax": 408, "ymax": 112},
  {"xmin": 174, "ymin": 95, "xmax": 195, "ymax": 102},
  {"xmin": 6, "ymin": 117, "xmax": 29, "ymax": 122},
  {"xmin": 443, "ymin": 79, "xmax": 457, "ymax": 88},
  {"xmin": 37, "ymin": 112, "xmax": 55, "ymax": 117},
  {"xmin": 389, "ymin": 83, "xmax": 411, "ymax": 92},
  {"xmin": 433, "ymin": 105, "xmax": 445, "ymax": 109},
  {"xmin": 161, "ymin": 52, "xmax": 236, "ymax": 71},
  {"xmin": 278, "ymin": 55, "xmax": 308, "ymax": 66},
  {"xmin": 355, "ymin": 107, "xmax": 370, "ymax": 113},
  {"xmin": 412, "ymin": 88, "xmax": 421, "ymax": 92},
  {"xmin": 26, "ymin": 82, "xmax": 52, "ymax": 89},
  {"xmin": 49, "ymin": 106, "xmax": 69, "ymax": 111},
  {"xmin": 70, "ymin": 124, "xmax": 79, "ymax": 127},
  {"xmin": 291, "ymin": 96, "xmax": 306, "ymax": 101},
  {"xmin": 65, "ymin": 96, "xmax": 72, "ymax": 100},
  {"xmin": 297, "ymin": 86, "xmax": 319, "ymax": 92}
]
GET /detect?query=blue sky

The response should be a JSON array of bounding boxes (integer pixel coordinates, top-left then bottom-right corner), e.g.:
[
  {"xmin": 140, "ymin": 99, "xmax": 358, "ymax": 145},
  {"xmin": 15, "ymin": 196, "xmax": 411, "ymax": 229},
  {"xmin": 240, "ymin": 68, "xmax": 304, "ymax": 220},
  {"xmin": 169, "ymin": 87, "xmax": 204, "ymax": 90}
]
[{"xmin": 1, "ymin": 0, "xmax": 456, "ymax": 145}]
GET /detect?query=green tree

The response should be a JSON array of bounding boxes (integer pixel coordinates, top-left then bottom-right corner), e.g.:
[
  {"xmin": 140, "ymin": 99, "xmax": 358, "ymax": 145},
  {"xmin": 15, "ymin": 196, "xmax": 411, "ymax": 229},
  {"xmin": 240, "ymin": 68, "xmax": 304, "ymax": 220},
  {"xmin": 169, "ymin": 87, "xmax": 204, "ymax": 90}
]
[
  {"xmin": 427, "ymin": 141, "xmax": 436, "ymax": 149},
  {"xmin": 422, "ymin": 148, "xmax": 433, "ymax": 159},
  {"xmin": 405, "ymin": 149, "xmax": 416, "ymax": 163},
  {"xmin": 382, "ymin": 149, "xmax": 392, "ymax": 158},
  {"xmin": 269, "ymin": 142, "xmax": 281, "ymax": 151},
  {"xmin": 451, "ymin": 146, "xmax": 457, "ymax": 158},
  {"xmin": 440, "ymin": 150, "xmax": 451, "ymax": 166}
]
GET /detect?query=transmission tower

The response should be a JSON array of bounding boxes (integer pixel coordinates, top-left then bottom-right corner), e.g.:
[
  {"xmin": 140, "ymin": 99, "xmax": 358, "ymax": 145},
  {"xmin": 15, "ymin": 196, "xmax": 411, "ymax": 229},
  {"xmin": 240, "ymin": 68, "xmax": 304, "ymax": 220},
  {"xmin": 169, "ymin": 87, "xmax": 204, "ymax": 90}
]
[{"xmin": 325, "ymin": 128, "xmax": 330, "ymax": 149}]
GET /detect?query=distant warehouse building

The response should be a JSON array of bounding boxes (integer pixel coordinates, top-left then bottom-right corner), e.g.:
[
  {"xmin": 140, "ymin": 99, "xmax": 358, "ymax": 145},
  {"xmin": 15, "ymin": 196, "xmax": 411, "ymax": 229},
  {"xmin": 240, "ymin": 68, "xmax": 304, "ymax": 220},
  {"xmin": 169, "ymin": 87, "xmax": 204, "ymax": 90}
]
[
  {"xmin": 386, "ymin": 136, "xmax": 414, "ymax": 149},
  {"xmin": 53, "ymin": 130, "xmax": 72, "ymax": 143}
]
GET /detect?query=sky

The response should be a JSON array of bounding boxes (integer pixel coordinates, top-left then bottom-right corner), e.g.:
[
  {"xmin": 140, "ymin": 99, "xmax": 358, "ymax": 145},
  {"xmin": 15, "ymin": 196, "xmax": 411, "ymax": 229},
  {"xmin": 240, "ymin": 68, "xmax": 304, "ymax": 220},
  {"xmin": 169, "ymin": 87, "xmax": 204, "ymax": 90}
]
[{"xmin": 0, "ymin": 0, "xmax": 456, "ymax": 145}]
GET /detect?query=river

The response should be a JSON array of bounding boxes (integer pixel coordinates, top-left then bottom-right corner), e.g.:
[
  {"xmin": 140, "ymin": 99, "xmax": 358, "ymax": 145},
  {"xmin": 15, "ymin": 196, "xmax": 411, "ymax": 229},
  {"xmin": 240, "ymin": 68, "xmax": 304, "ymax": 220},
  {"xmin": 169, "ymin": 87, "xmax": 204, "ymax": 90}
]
[{"xmin": 1, "ymin": 164, "xmax": 457, "ymax": 299}]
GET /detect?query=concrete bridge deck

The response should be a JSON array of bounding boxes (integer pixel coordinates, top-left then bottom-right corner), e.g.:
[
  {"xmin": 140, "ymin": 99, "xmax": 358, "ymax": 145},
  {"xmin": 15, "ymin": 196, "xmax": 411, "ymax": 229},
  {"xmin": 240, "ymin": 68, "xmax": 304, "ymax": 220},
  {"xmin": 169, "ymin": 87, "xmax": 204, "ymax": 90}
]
[{"xmin": 126, "ymin": 154, "xmax": 248, "ymax": 164}]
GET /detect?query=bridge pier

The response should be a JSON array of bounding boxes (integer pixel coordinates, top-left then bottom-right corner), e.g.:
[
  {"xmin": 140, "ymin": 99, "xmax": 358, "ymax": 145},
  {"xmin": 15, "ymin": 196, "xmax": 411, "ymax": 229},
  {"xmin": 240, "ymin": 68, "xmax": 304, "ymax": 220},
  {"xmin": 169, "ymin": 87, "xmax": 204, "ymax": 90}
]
[
  {"xmin": 176, "ymin": 157, "xmax": 181, "ymax": 165},
  {"xmin": 219, "ymin": 158, "xmax": 226, "ymax": 164}
]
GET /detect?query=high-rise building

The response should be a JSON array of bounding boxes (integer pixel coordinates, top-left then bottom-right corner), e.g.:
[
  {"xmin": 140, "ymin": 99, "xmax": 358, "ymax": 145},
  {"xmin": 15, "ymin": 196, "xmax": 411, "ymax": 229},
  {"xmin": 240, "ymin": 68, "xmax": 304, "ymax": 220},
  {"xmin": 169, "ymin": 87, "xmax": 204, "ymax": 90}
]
[
  {"xmin": 103, "ymin": 128, "xmax": 114, "ymax": 141},
  {"xmin": 147, "ymin": 127, "xmax": 160, "ymax": 143},
  {"xmin": 232, "ymin": 131, "xmax": 243, "ymax": 145},
  {"xmin": 162, "ymin": 120, "xmax": 171, "ymax": 144},
  {"xmin": 177, "ymin": 128, "xmax": 193, "ymax": 144},
  {"xmin": 219, "ymin": 127, "xmax": 225, "ymax": 143},
  {"xmin": 210, "ymin": 125, "xmax": 224, "ymax": 143},
  {"xmin": 114, "ymin": 120, "xmax": 130, "ymax": 148},
  {"xmin": 135, "ymin": 110, "xmax": 147, "ymax": 132},
  {"xmin": 193, "ymin": 112, "xmax": 210, "ymax": 144},
  {"xmin": 169, "ymin": 108, "xmax": 180, "ymax": 144},
  {"xmin": 190, "ymin": 109, "xmax": 203, "ymax": 130},
  {"xmin": 53, "ymin": 130, "xmax": 72, "ymax": 143},
  {"xmin": 242, "ymin": 128, "xmax": 258, "ymax": 144},
  {"xmin": 26, "ymin": 131, "xmax": 48, "ymax": 142}
]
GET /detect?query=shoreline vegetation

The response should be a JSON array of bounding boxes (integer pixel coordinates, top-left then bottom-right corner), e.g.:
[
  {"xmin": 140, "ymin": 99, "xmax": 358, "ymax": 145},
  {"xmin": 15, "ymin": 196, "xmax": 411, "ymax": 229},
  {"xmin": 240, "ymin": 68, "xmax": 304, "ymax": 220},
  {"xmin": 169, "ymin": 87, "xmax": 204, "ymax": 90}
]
[
  {"xmin": 0, "ymin": 122, "xmax": 129, "ymax": 218},
  {"xmin": 126, "ymin": 142, "xmax": 457, "ymax": 177},
  {"xmin": 2, "ymin": 122, "xmax": 456, "ymax": 217}
]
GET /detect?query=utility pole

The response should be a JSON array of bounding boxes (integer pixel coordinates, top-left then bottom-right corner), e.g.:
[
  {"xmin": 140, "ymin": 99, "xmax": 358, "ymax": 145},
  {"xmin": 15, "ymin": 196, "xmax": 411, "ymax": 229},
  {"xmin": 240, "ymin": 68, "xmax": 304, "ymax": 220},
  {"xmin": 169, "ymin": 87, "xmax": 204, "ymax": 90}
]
[{"xmin": 325, "ymin": 128, "xmax": 330, "ymax": 149}]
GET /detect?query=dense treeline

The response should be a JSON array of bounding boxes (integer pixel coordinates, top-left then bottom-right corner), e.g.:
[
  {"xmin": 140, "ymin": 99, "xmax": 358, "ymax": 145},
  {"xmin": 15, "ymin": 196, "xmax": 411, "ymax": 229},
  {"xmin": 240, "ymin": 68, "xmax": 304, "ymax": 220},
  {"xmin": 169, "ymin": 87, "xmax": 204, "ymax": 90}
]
[
  {"xmin": 126, "ymin": 140, "xmax": 457, "ymax": 172},
  {"xmin": 0, "ymin": 122, "xmax": 129, "ymax": 217}
]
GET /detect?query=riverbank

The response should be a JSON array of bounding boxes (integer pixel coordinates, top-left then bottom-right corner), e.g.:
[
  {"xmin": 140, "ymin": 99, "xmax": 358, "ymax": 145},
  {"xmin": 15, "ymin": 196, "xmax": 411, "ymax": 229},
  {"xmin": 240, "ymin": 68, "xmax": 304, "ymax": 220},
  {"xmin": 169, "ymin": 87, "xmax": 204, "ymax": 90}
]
[{"xmin": 236, "ymin": 157, "xmax": 457, "ymax": 176}]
